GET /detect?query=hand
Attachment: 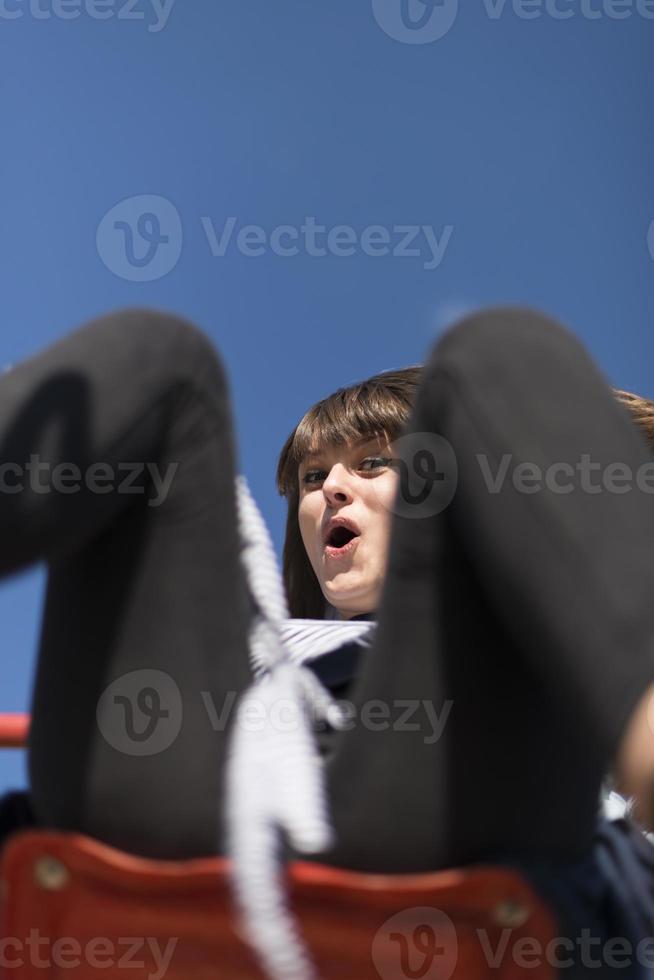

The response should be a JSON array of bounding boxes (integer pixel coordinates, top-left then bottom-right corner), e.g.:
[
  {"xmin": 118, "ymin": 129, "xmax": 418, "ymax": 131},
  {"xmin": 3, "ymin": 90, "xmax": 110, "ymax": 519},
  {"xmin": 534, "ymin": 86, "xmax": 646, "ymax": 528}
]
[{"xmin": 613, "ymin": 681, "xmax": 654, "ymax": 832}]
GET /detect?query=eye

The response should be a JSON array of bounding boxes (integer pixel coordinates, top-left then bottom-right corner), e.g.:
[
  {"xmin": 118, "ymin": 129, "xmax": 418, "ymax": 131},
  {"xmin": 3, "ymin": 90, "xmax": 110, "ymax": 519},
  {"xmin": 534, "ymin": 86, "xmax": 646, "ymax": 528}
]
[
  {"xmin": 302, "ymin": 469, "xmax": 327, "ymax": 485},
  {"xmin": 360, "ymin": 456, "xmax": 394, "ymax": 472},
  {"xmin": 300, "ymin": 455, "xmax": 394, "ymax": 486}
]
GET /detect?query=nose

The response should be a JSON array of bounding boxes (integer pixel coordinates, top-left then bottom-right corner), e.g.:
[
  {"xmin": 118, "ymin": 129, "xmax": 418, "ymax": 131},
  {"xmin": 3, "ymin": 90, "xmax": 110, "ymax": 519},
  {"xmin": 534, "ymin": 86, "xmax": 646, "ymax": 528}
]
[{"xmin": 322, "ymin": 462, "xmax": 354, "ymax": 505}]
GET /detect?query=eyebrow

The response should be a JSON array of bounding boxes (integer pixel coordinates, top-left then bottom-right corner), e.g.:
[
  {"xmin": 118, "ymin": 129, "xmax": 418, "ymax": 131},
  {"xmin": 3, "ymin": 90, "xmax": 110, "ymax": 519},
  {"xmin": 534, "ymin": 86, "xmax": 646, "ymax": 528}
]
[{"xmin": 301, "ymin": 435, "xmax": 384, "ymax": 466}]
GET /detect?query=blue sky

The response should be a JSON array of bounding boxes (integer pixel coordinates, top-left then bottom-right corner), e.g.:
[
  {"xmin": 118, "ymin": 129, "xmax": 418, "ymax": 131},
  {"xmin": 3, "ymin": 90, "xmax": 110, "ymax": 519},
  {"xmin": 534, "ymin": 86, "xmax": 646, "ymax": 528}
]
[{"xmin": 0, "ymin": 0, "xmax": 653, "ymax": 793}]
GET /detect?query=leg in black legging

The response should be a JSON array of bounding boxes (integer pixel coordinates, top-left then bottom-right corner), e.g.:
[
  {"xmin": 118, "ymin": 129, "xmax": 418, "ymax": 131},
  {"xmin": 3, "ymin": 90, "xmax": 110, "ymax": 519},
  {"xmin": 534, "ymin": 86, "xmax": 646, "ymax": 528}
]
[
  {"xmin": 0, "ymin": 308, "xmax": 252, "ymax": 859},
  {"xmin": 318, "ymin": 307, "xmax": 654, "ymax": 873}
]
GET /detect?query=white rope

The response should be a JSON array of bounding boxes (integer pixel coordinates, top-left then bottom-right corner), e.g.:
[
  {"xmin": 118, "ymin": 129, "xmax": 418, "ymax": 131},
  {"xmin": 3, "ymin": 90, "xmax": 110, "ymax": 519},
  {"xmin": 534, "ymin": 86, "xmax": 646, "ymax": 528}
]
[{"xmin": 224, "ymin": 474, "xmax": 353, "ymax": 980}]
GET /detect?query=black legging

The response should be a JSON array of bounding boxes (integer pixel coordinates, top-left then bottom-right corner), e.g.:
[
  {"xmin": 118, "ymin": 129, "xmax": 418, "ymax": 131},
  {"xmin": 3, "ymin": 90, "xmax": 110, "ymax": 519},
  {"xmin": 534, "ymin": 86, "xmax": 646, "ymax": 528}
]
[
  {"xmin": 8, "ymin": 309, "xmax": 252, "ymax": 859},
  {"xmin": 6, "ymin": 307, "xmax": 654, "ymax": 870}
]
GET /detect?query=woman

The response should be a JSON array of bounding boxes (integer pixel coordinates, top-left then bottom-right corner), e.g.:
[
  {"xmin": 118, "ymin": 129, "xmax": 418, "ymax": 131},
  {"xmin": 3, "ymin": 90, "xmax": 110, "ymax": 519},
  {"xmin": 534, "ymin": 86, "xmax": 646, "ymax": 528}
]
[
  {"xmin": 277, "ymin": 342, "xmax": 654, "ymax": 848},
  {"xmin": 0, "ymin": 305, "xmax": 653, "ymax": 975}
]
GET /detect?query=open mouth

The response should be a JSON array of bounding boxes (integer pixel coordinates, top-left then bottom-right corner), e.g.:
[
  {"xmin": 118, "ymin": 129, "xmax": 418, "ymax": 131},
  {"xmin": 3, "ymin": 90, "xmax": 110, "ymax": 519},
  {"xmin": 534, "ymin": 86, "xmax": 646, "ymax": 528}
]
[{"xmin": 324, "ymin": 525, "xmax": 360, "ymax": 557}]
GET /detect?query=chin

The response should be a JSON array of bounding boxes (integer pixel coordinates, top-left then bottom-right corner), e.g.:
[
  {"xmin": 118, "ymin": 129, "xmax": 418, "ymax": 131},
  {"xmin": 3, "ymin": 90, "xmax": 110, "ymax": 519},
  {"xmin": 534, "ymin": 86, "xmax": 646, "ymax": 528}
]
[{"xmin": 325, "ymin": 589, "xmax": 369, "ymax": 612}]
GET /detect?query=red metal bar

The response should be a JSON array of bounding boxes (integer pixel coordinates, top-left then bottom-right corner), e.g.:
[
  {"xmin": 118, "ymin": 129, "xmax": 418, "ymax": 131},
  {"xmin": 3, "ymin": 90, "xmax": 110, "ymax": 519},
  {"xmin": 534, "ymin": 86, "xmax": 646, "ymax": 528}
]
[{"xmin": 0, "ymin": 713, "xmax": 29, "ymax": 748}]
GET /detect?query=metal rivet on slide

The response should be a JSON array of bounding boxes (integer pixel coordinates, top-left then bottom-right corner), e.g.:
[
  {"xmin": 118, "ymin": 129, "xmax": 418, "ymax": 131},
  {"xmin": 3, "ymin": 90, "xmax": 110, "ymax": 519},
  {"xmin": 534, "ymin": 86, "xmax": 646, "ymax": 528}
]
[
  {"xmin": 34, "ymin": 856, "xmax": 70, "ymax": 891},
  {"xmin": 493, "ymin": 899, "xmax": 530, "ymax": 928}
]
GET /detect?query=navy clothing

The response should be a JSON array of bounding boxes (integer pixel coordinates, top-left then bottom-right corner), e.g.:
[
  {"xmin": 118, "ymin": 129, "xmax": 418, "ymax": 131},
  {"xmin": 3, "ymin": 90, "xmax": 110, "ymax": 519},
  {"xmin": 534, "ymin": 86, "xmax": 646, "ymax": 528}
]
[
  {"xmin": 0, "ymin": 789, "xmax": 35, "ymax": 847},
  {"xmin": 502, "ymin": 817, "xmax": 654, "ymax": 978},
  {"xmin": 307, "ymin": 612, "xmax": 373, "ymax": 691}
]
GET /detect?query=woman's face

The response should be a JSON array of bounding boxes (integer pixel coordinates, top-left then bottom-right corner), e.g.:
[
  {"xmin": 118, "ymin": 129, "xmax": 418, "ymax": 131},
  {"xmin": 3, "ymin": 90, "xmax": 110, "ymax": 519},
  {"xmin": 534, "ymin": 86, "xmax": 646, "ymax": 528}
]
[{"xmin": 297, "ymin": 434, "xmax": 399, "ymax": 619}]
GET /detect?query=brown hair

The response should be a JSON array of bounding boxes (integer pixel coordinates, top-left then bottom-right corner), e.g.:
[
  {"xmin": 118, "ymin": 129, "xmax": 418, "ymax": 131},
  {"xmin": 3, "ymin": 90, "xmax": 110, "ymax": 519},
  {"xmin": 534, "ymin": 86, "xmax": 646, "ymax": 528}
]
[
  {"xmin": 613, "ymin": 388, "xmax": 654, "ymax": 449},
  {"xmin": 276, "ymin": 373, "xmax": 654, "ymax": 619},
  {"xmin": 275, "ymin": 366, "xmax": 423, "ymax": 618}
]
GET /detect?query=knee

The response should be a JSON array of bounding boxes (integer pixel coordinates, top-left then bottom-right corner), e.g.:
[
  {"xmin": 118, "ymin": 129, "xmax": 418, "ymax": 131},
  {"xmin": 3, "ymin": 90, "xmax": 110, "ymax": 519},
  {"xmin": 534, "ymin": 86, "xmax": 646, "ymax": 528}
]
[
  {"xmin": 79, "ymin": 307, "xmax": 228, "ymax": 391},
  {"xmin": 97, "ymin": 306, "xmax": 218, "ymax": 358},
  {"xmin": 425, "ymin": 306, "xmax": 586, "ymax": 383}
]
